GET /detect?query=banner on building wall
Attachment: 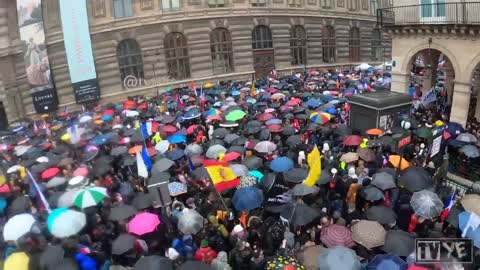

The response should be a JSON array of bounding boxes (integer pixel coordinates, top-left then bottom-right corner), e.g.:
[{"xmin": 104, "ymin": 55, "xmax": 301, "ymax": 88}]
[
  {"xmin": 16, "ymin": 0, "xmax": 58, "ymax": 113},
  {"xmin": 59, "ymin": 0, "xmax": 100, "ymax": 104}
]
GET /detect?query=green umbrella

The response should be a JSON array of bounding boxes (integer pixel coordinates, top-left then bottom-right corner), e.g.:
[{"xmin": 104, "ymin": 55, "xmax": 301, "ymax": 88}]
[
  {"xmin": 225, "ymin": 110, "xmax": 247, "ymax": 122},
  {"xmin": 414, "ymin": 127, "xmax": 433, "ymax": 140},
  {"xmin": 73, "ymin": 186, "xmax": 108, "ymax": 209}
]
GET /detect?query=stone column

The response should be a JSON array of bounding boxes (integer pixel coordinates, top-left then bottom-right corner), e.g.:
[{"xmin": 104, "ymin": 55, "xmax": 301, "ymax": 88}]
[
  {"xmin": 450, "ymin": 81, "xmax": 471, "ymax": 127},
  {"xmin": 390, "ymin": 71, "xmax": 410, "ymax": 94}
]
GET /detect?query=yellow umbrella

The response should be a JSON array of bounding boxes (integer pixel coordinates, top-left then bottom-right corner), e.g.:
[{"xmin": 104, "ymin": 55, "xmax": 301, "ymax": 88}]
[
  {"xmin": 434, "ymin": 120, "xmax": 444, "ymax": 127},
  {"xmin": 4, "ymin": 252, "xmax": 29, "ymax": 270},
  {"xmin": 61, "ymin": 133, "xmax": 71, "ymax": 141},
  {"xmin": 204, "ymin": 82, "xmax": 213, "ymax": 88}
]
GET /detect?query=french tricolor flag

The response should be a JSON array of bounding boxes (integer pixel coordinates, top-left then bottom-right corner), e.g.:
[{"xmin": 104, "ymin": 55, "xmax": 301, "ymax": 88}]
[{"xmin": 440, "ymin": 192, "xmax": 456, "ymax": 222}]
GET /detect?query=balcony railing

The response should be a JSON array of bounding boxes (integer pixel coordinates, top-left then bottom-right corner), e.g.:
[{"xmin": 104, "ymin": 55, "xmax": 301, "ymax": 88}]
[{"xmin": 377, "ymin": 2, "xmax": 480, "ymax": 27}]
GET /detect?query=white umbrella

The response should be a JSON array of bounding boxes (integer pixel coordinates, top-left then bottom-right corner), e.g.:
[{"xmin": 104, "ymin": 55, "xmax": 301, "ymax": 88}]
[
  {"xmin": 254, "ymin": 141, "xmax": 277, "ymax": 153},
  {"xmin": 36, "ymin": 156, "xmax": 49, "ymax": 163},
  {"xmin": 410, "ymin": 190, "xmax": 444, "ymax": 219},
  {"xmin": 73, "ymin": 186, "xmax": 108, "ymax": 209},
  {"xmin": 357, "ymin": 63, "xmax": 372, "ymax": 71},
  {"xmin": 57, "ymin": 189, "xmax": 81, "ymax": 208},
  {"xmin": 184, "ymin": 144, "xmax": 203, "ymax": 157},
  {"xmin": 177, "ymin": 209, "xmax": 204, "ymax": 235},
  {"xmin": 126, "ymin": 110, "xmax": 139, "ymax": 117},
  {"xmin": 47, "ymin": 208, "xmax": 86, "ymax": 238},
  {"xmin": 14, "ymin": 145, "xmax": 31, "ymax": 156},
  {"xmin": 68, "ymin": 176, "xmax": 88, "ymax": 189},
  {"xmin": 155, "ymin": 140, "xmax": 170, "ymax": 154},
  {"xmin": 3, "ymin": 214, "xmax": 36, "ymax": 241},
  {"xmin": 46, "ymin": 177, "xmax": 67, "ymax": 189},
  {"xmin": 229, "ymin": 164, "xmax": 248, "ymax": 177},
  {"xmin": 206, "ymin": 145, "xmax": 227, "ymax": 159},
  {"xmin": 79, "ymin": 115, "xmax": 92, "ymax": 123},
  {"xmin": 6, "ymin": 165, "xmax": 22, "ymax": 174}
]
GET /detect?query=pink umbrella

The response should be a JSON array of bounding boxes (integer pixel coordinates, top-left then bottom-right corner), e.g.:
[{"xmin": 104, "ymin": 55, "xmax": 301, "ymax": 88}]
[
  {"xmin": 73, "ymin": 167, "xmax": 89, "ymax": 177},
  {"xmin": 128, "ymin": 212, "xmax": 161, "ymax": 236},
  {"xmin": 320, "ymin": 224, "xmax": 355, "ymax": 248}
]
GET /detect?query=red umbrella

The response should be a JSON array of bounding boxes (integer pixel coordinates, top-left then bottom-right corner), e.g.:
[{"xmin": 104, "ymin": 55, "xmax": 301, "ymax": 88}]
[
  {"xmin": 267, "ymin": 124, "xmax": 284, "ymax": 133},
  {"xmin": 0, "ymin": 184, "xmax": 10, "ymax": 193},
  {"xmin": 320, "ymin": 224, "xmax": 355, "ymax": 248},
  {"xmin": 163, "ymin": 125, "xmax": 177, "ymax": 133},
  {"xmin": 73, "ymin": 167, "xmax": 89, "ymax": 177},
  {"xmin": 286, "ymin": 100, "xmax": 300, "ymax": 107},
  {"xmin": 41, "ymin": 167, "xmax": 60, "ymax": 180},
  {"xmin": 187, "ymin": 125, "xmax": 199, "ymax": 135},
  {"xmin": 137, "ymin": 103, "xmax": 148, "ymax": 110},
  {"xmin": 343, "ymin": 135, "xmax": 363, "ymax": 146},
  {"xmin": 206, "ymin": 115, "xmax": 223, "ymax": 121},
  {"xmin": 103, "ymin": 109, "xmax": 114, "ymax": 116},
  {"xmin": 258, "ymin": 113, "xmax": 274, "ymax": 122},
  {"xmin": 124, "ymin": 100, "xmax": 136, "ymax": 110},
  {"xmin": 223, "ymin": 152, "xmax": 241, "ymax": 162}
]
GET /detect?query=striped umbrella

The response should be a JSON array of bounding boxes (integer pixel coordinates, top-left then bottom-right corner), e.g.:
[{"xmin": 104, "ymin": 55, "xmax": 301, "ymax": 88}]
[
  {"xmin": 310, "ymin": 112, "xmax": 331, "ymax": 125},
  {"xmin": 73, "ymin": 186, "xmax": 108, "ymax": 209},
  {"xmin": 47, "ymin": 208, "xmax": 86, "ymax": 238},
  {"xmin": 320, "ymin": 224, "xmax": 355, "ymax": 248}
]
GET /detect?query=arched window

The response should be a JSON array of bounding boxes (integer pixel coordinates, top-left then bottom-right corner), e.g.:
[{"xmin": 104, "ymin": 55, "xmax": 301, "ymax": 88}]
[
  {"xmin": 290, "ymin": 26, "xmax": 307, "ymax": 66},
  {"xmin": 113, "ymin": 0, "xmax": 133, "ymax": 18},
  {"xmin": 211, "ymin": 28, "xmax": 234, "ymax": 74},
  {"xmin": 371, "ymin": 28, "xmax": 382, "ymax": 61},
  {"xmin": 322, "ymin": 26, "xmax": 335, "ymax": 63},
  {"xmin": 117, "ymin": 39, "xmax": 144, "ymax": 83},
  {"xmin": 164, "ymin": 32, "xmax": 191, "ymax": 80},
  {"xmin": 252, "ymin": 25, "xmax": 273, "ymax": 50},
  {"xmin": 349, "ymin": 27, "xmax": 361, "ymax": 62}
]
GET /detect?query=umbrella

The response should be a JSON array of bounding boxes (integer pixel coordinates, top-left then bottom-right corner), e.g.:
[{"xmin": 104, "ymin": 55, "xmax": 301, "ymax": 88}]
[
  {"xmin": 270, "ymin": 157, "xmax": 294, "ymax": 172},
  {"xmin": 266, "ymin": 118, "xmax": 282, "ymax": 125},
  {"xmin": 111, "ymin": 146, "xmax": 128, "ymax": 156},
  {"xmin": 297, "ymin": 245, "xmax": 326, "ymax": 270},
  {"xmin": 458, "ymin": 211, "xmax": 480, "ymax": 248},
  {"xmin": 39, "ymin": 245, "xmax": 64, "ymax": 270},
  {"xmin": 206, "ymin": 145, "xmax": 227, "ymax": 159},
  {"xmin": 254, "ymin": 141, "xmax": 277, "ymax": 153},
  {"xmin": 4, "ymin": 252, "xmax": 30, "ymax": 270},
  {"xmin": 360, "ymin": 186, "xmax": 384, "ymax": 201},
  {"xmin": 47, "ymin": 208, "xmax": 86, "ymax": 238},
  {"xmin": 310, "ymin": 112, "xmax": 331, "ymax": 125},
  {"xmin": 459, "ymin": 145, "xmax": 480, "ymax": 158},
  {"xmin": 178, "ymin": 208, "xmax": 204, "ymax": 235},
  {"xmin": 212, "ymin": 128, "xmax": 229, "ymax": 138},
  {"xmin": 128, "ymin": 212, "xmax": 161, "ymax": 236},
  {"xmin": 367, "ymin": 254, "xmax": 408, "ymax": 270},
  {"xmin": 340, "ymin": 152, "xmax": 359, "ymax": 163},
  {"xmin": 155, "ymin": 140, "xmax": 170, "ymax": 154},
  {"xmin": 73, "ymin": 186, "xmax": 108, "ymax": 209},
  {"xmin": 168, "ymin": 134, "xmax": 186, "ymax": 144},
  {"xmin": 242, "ymin": 156, "xmax": 263, "ymax": 170},
  {"xmin": 112, "ymin": 234, "xmax": 137, "ymax": 255},
  {"xmin": 46, "ymin": 177, "xmax": 67, "ymax": 189},
  {"xmin": 132, "ymin": 192, "xmax": 153, "ymax": 210},
  {"xmin": 291, "ymin": 183, "xmax": 319, "ymax": 196},
  {"xmin": 185, "ymin": 144, "xmax": 203, "ymax": 156},
  {"xmin": 152, "ymin": 158, "xmax": 175, "ymax": 174},
  {"xmin": 232, "ymin": 187, "xmax": 263, "ymax": 211},
  {"xmin": 320, "ymin": 224, "xmax": 355, "ymax": 248},
  {"xmin": 410, "ymin": 190, "xmax": 443, "ymax": 219},
  {"xmin": 366, "ymin": 206, "xmax": 397, "ymax": 225},
  {"xmin": 178, "ymin": 261, "xmax": 212, "ymax": 270},
  {"xmin": 457, "ymin": 133, "xmax": 477, "ymax": 143},
  {"xmin": 109, "ymin": 203, "xmax": 137, "ymax": 221},
  {"xmin": 444, "ymin": 205, "xmax": 462, "ymax": 228},
  {"xmin": 286, "ymin": 135, "xmax": 302, "ymax": 147},
  {"xmin": 388, "ymin": 155, "xmax": 410, "ymax": 170},
  {"xmin": 351, "ymin": 220, "xmax": 386, "ymax": 249},
  {"xmin": 446, "ymin": 122, "xmax": 465, "ymax": 136},
  {"xmin": 266, "ymin": 255, "xmax": 305, "ymax": 270},
  {"xmin": 73, "ymin": 167, "xmax": 89, "ymax": 177},
  {"xmin": 357, "ymin": 148, "xmax": 376, "ymax": 162},
  {"xmin": 398, "ymin": 167, "xmax": 433, "ymax": 192},
  {"xmin": 166, "ymin": 149, "xmax": 185, "ymax": 161},
  {"xmin": 366, "ymin": 128, "xmax": 385, "ymax": 136},
  {"xmin": 305, "ymin": 98, "xmax": 322, "ymax": 108},
  {"xmin": 283, "ymin": 168, "xmax": 308, "ymax": 183},
  {"xmin": 461, "ymin": 194, "xmax": 480, "ymax": 216},
  {"xmin": 41, "ymin": 167, "xmax": 60, "ymax": 180},
  {"xmin": 258, "ymin": 113, "xmax": 274, "ymax": 122},
  {"xmin": 184, "ymin": 108, "xmax": 202, "ymax": 119},
  {"xmin": 271, "ymin": 202, "xmax": 320, "ymax": 226},
  {"xmin": 225, "ymin": 110, "xmax": 246, "ymax": 121},
  {"xmin": 229, "ymin": 164, "xmax": 248, "ymax": 177},
  {"xmin": 238, "ymin": 175, "xmax": 258, "ymax": 188},
  {"xmin": 317, "ymin": 246, "xmax": 361, "ymax": 270},
  {"xmin": 343, "ymin": 135, "xmax": 363, "ymax": 146},
  {"xmin": 224, "ymin": 134, "xmax": 240, "ymax": 145},
  {"xmin": 372, "ymin": 172, "xmax": 396, "ymax": 190},
  {"xmin": 133, "ymin": 255, "xmax": 173, "ymax": 270},
  {"xmin": 381, "ymin": 230, "xmax": 415, "ymax": 257},
  {"xmin": 414, "ymin": 127, "xmax": 433, "ymax": 140},
  {"xmin": 3, "ymin": 214, "xmax": 36, "ymax": 241}
]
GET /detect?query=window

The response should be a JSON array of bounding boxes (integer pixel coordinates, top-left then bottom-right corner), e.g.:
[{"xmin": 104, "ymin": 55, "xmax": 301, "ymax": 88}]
[
  {"xmin": 251, "ymin": 0, "xmax": 267, "ymax": 7},
  {"xmin": 288, "ymin": 0, "xmax": 303, "ymax": 8},
  {"xmin": 371, "ymin": 28, "xmax": 382, "ymax": 61},
  {"xmin": 141, "ymin": 0, "xmax": 154, "ymax": 10},
  {"xmin": 113, "ymin": 0, "xmax": 133, "ymax": 18},
  {"xmin": 162, "ymin": 0, "xmax": 180, "ymax": 11},
  {"xmin": 252, "ymin": 26, "xmax": 273, "ymax": 50},
  {"xmin": 347, "ymin": 0, "xmax": 358, "ymax": 10},
  {"xmin": 117, "ymin": 39, "xmax": 144, "ymax": 83},
  {"xmin": 290, "ymin": 26, "xmax": 307, "ymax": 66},
  {"xmin": 370, "ymin": 0, "xmax": 378, "ymax": 15},
  {"xmin": 93, "ymin": 0, "xmax": 106, "ymax": 17},
  {"xmin": 164, "ymin": 33, "xmax": 191, "ymax": 80},
  {"xmin": 349, "ymin": 27, "xmax": 360, "ymax": 62},
  {"xmin": 211, "ymin": 28, "xmax": 234, "ymax": 74},
  {"xmin": 209, "ymin": 0, "xmax": 226, "ymax": 7},
  {"xmin": 322, "ymin": 26, "xmax": 335, "ymax": 63},
  {"xmin": 421, "ymin": 0, "xmax": 445, "ymax": 19},
  {"xmin": 321, "ymin": 0, "xmax": 333, "ymax": 8}
]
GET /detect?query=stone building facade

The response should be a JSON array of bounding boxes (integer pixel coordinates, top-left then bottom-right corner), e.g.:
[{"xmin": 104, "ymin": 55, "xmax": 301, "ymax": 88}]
[{"xmin": 0, "ymin": 0, "xmax": 391, "ymax": 123}]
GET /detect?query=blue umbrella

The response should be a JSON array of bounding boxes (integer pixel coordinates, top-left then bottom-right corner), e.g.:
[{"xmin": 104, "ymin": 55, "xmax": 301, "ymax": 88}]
[
  {"xmin": 328, "ymin": 99, "xmax": 341, "ymax": 105},
  {"xmin": 248, "ymin": 170, "xmax": 264, "ymax": 183},
  {"xmin": 447, "ymin": 139, "xmax": 467, "ymax": 148},
  {"xmin": 446, "ymin": 122, "xmax": 465, "ymax": 136},
  {"xmin": 265, "ymin": 118, "xmax": 282, "ymax": 125},
  {"xmin": 176, "ymin": 115, "xmax": 185, "ymax": 124},
  {"xmin": 102, "ymin": 115, "xmax": 112, "ymax": 122},
  {"xmin": 261, "ymin": 94, "xmax": 272, "ymax": 100},
  {"xmin": 459, "ymin": 211, "xmax": 480, "ymax": 248},
  {"xmin": 168, "ymin": 134, "xmax": 187, "ymax": 144},
  {"xmin": 183, "ymin": 108, "xmax": 201, "ymax": 120},
  {"xmin": 175, "ymin": 129, "xmax": 188, "ymax": 136},
  {"xmin": 92, "ymin": 134, "xmax": 111, "ymax": 146},
  {"xmin": 166, "ymin": 149, "xmax": 185, "ymax": 161},
  {"xmin": 269, "ymin": 157, "xmax": 294, "ymax": 172},
  {"xmin": 326, "ymin": 108, "xmax": 337, "ymax": 115},
  {"xmin": 0, "ymin": 197, "xmax": 6, "ymax": 213},
  {"xmin": 232, "ymin": 90, "xmax": 240, "ymax": 96},
  {"xmin": 367, "ymin": 254, "xmax": 408, "ymax": 270},
  {"xmin": 304, "ymin": 98, "xmax": 322, "ymax": 108},
  {"xmin": 232, "ymin": 187, "xmax": 263, "ymax": 211},
  {"xmin": 322, "ymin": 95, "xmax": 334, "ymax": 102},
  {"xmin": 460, "ymin": 145, "xmax": 480, "ymax": 158}
]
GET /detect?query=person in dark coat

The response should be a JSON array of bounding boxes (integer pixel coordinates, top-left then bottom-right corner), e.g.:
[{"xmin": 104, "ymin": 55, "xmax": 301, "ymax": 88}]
[{"xmin": 229, "ymin": 240, "xmax": 253, "ymax": 270}]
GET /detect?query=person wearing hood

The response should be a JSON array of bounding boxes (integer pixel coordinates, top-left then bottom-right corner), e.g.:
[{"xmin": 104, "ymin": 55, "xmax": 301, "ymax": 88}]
[
  {"xmin": 194, "ymin": 239, "xmax": 217, "ymax": 265},
  {"xmin": 211, "ymin": 251, "xmax": 232, "ymax": 270}
]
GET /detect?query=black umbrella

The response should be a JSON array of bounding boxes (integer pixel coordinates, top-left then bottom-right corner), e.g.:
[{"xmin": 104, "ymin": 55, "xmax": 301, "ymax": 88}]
[
  {"xmin": 40, "ymin": 244, "xmax": 64, "ymax": 270},
  {"xmin": 445, "ymin": 205, "xmax": 462, "ymax": 229},
  {"xmin": 228, "ymin": 145, "xmax": 245, "ymax": 155},
  {"xmin": 333, "ymin": 124, "xmax": 352, "ymax": 136},
  {"xmin": 131, "ymin": 130, "xmax": 146, "ymax": 143},
  {"xmin": 112, "ymin": 234, "xmax": 137, "ymax": 255},
  {"xmin": 208, "ymin": 139, "xmax": 225, "ymax": 147},
  {"xmin": 317, "ymin": 169, "xmax": 332, "ymax": 185},
  {"xmin": 283, "ymin": 168, "xmax": 308, "ymax": 183},
  {"xmin": 92, "ymin": 162, "xmax": 111, "ymax": 177},
  {"xmin": 190, "ymin": 166, "xmax": 210, "ymax": 181},
  {"xmin": 161, "ymin": 115, "xmax": 176, "ymax": 124},
  {"xmin": 242, "ymin": 156, "xmax": 263, "ymax": 170},
  {"xmin": 109, "ymin": 204, "xmax": 137, "ymax": 221},
  {"xmin": 166, "ymin": 149, "xmax": 184, "ymax": 161},
  {"xmin": 232, "ymin": 136, "xmax": 248, "ymax": 146},
  {"xmin": 177, "ymin": 261, "xmax": 212, "ymax": 270},
  {"xmin": 132, "ymin": 192, "xmax": 153, "ymax": 210},
  {"xmin": 50, "ymin": 258, "xmax": 80, "ymax": 270},
  {"xmin": 224, "ymin": 134, "xmax": 240, "ymax": 145},
  {"xmin": 381, "ymin": 230, "xmax": 415, "ymax": 257},
  {"xmin": 360, "ymin": 186, "xmax": 384, "ymax": 201},
  {"xmin": 9, "ymin": 196, "xmax": 31, "ymax": 216},
  {"xmin": 268, "ymin": 202, "xmax": 320, "ymax": 226},
  {"xmin": 123, "ymin": 128, "xmax": 137, "ymax": 137},
  {"xmin": 148, "ymin": 172, "xmax": 171, "ymax": 186},
  {"xmin": 246, "ymin": 120, "xmax": 263, "ymax": 127},
  {"xmin": 111, "ymin": 146, "xmax": 128, "ymax": 156},
  {"xmin": 372, "ymin": 172, "xmax": 396, "ymax": 190},
  {"xmin": 282, "ymin": 126, "xmax": 296, "ymax": 136},
  {"xmin": 286, "ymin": 135, "xmax": 302, "ymax": 147},
  {"xmin": 259, "ymin": 129, "xmax": 271, "ymax": 141},
  {"xmin": 133, "ymin": 255, "xmax": 173, "ymax": 270},
  {"xmin": 152, "ymin": 158, "xmax": 175, "ymax": 174},
  {"xmin": 366, "ymin": 206, "xmax": 397, "ymax": 225},
  {"xmin": 122, "ymin": 155, "xmax": 136, "ymax": 166},
  {"xmin": 212, "ymin": 128, "xmax": 229, "ymax": 139},
  {"xmin": 398, "ymin": 167, "xmax": 433, "ymax": 192},
  {"xmin": 377, "ymin": 167, "xmax": 396, "ymax": 177},
  {"xmin": 245, "ymin": 126, "xmax": 262, "ymax": 135}
]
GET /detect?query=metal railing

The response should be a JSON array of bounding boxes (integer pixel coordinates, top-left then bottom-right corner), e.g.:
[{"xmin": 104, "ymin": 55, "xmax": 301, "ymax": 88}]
[
  {"xmin": 448, "ymin": 154, "xmax": 480, "ymax": 183},
  {"xmin": 377, "ymin": 2, "xmax": 480, "ymax": 27}
]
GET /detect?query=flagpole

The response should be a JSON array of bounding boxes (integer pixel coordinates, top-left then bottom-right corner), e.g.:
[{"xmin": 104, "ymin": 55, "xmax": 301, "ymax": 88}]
[{"xmin": 26, "ymin": 169, "xmax": 51, "ymax": 213}]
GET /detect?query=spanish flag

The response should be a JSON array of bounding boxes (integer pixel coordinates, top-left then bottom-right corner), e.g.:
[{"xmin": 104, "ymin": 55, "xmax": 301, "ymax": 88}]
[
  {"xmin": 303, "ymin": 145, "xmax": 322, "ymax": 187},
  {"xmin": 250, "ymin": 80, "xmax": 256, "ymax": 98},
  {"xmin": 202, "ymin": 159, "xmax": 240, "ymax": 192}
]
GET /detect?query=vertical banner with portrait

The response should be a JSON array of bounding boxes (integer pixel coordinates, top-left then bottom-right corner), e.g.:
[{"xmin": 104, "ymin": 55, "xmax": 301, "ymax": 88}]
[
  {"xmin": 16, "ymin": 0, "xmax": 58, "ymax": 113},
  {"xmin": 59, "ymin": 0, "xmax": 100, "ymax": 104}
]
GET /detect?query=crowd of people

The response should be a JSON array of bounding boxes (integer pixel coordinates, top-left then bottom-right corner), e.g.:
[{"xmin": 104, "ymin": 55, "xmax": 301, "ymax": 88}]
[{"xmin": 1, "ymin": 67, "xmax": 480, "ymax": 270}]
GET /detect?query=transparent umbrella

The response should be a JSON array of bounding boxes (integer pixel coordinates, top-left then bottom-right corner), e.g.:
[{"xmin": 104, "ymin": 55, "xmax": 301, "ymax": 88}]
[
  {"xmin": 410, "ymin": 190, "xmax": 444, "ymax": 219},
  {"xmin": 178, "ymin": 209, "xmax": 204, "ymax": 235}
]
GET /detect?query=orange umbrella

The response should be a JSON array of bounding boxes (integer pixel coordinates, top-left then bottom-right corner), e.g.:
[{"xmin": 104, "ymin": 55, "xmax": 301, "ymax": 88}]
[
  {"xmin": 128, "ymin": 145, "xmax": 143, "ymax": 155},
  {"xmin": 366, "ymin": 128, "xmax": 385, "ymax": 136},
  {"xmin": 388, "ymin": 155, "xmax": 410, "ymax": 170}
]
